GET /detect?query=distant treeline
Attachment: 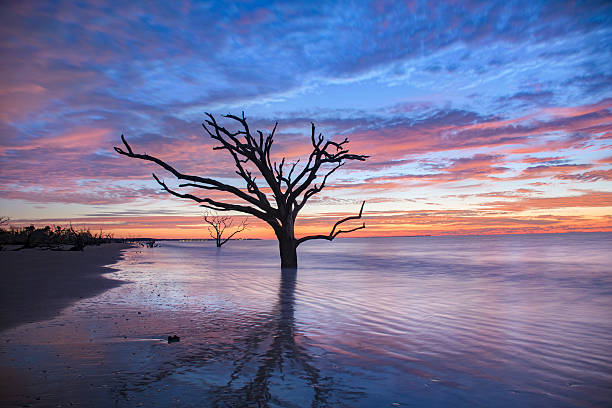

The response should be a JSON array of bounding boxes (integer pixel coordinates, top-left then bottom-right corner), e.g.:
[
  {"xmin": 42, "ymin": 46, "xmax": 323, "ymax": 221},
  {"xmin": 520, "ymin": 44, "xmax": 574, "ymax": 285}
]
[{"xmin": 0, "ymin": 219, "xmax": 119, "ymax": 251}]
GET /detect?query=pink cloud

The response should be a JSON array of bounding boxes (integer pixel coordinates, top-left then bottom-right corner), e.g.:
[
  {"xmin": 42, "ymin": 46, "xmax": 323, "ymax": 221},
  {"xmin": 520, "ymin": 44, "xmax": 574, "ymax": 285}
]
[
  {"xmin": 516, "ymin": 163, "xmax": 592, "ymax": 178},
  {"xmin": 556, "ymin": 169, "xmax": 612, "ymax": 182},
  {"xmin": 481, "ymin": 191, "xmax": 612, "ymax": 212}
]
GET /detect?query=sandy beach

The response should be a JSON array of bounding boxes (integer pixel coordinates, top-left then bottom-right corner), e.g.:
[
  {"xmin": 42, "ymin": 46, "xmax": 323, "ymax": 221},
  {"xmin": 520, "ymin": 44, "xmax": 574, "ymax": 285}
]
[{"xmin": 0, "ymin": 243, "xmax": 131, "ymax": 332}]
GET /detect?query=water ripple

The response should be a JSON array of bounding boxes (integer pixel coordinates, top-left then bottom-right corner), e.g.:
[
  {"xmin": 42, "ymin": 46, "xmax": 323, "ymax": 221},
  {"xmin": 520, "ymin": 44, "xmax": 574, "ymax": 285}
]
[{"xmin": 1, "ymin": 233, "xmax": 611, "ymax": 407}]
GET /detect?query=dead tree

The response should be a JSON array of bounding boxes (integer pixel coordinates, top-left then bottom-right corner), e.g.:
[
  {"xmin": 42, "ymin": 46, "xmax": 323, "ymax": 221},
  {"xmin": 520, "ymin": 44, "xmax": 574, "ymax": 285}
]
[
  {"xmin": 204, "ymin": 212, "xmax": 248, "ymax": 247},
  {"xmin": 114, "ymin": 112, "xmax": 367, "ymax": 268}
]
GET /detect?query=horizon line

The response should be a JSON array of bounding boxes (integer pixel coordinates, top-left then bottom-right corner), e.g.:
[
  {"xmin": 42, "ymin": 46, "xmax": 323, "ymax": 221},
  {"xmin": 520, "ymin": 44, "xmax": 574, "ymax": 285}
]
[{"xmin": 126, "ymin": 230, "xmax": 612, "ymax": 241}]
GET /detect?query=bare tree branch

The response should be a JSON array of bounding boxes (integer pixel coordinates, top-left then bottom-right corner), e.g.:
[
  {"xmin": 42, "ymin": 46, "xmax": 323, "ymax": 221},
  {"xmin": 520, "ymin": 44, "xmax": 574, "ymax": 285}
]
[
  {"xmin": 115, "ymin": 135, "xmax": 271, "ymax": 216},
  {"xmin": 296, "ymin": 201, "xmax": 366, "ymax": 246},
  {"xmin": 221, "ymin": 219, "xmax": 248, "ymax": 246},
  {"xmin": 152, "ymin": 173, "xmax": 269, "ymax": 220}
]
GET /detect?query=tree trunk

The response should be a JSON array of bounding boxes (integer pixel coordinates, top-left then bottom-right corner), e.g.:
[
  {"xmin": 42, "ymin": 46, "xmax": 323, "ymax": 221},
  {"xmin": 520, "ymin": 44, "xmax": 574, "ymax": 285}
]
[
  {"xmin": 215, "ymin": 230, "xmax": 222, "ymax": 247},
  {"xmin": 279, "ymin": 239, "xmax": 297, "ymax": 268},
  {"xmin": 276, "ymin": 221, "xmax": 298, "ymax": 268}
]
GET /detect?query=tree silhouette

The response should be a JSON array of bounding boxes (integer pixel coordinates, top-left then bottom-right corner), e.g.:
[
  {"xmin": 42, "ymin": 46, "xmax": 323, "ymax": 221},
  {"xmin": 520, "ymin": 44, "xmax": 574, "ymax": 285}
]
[
  {"xmin": 204, "ymin": 211, "xmax": 248, "ymax": 247},
  {"xmin": 114, "ymin": 112, "xmax": 367, "ymax": 267}
]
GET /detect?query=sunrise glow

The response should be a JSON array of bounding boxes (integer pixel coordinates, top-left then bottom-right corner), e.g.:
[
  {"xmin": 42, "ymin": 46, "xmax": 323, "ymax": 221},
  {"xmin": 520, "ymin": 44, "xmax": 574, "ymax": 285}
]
[{"xmin": 1, "ymin": 1, "xmax": 610, "ymax": 238}]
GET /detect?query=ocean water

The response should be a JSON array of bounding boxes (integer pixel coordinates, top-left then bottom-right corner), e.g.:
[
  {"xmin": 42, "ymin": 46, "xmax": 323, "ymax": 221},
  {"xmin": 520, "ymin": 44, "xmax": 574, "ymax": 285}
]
[{"xmin": 1, "ymin": 233, "xmax": 611, "ymax": 407}]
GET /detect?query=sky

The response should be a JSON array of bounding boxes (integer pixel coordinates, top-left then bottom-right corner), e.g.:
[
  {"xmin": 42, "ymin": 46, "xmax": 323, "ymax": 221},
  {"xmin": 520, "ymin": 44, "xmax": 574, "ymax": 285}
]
[{"xmin": 0, "ymin": 0, "xmax": 611, "ymax": 239}]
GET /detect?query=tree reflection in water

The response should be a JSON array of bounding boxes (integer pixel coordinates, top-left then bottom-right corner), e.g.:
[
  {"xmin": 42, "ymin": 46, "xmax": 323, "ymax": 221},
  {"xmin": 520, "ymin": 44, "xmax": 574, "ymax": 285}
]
[
  {"xmin": 207, "ymin": 268, "xmax": 331, "ymax": 407},
  {"xmin": 113, "ymin": 269, "xmax": 357, "ymax": 407}
]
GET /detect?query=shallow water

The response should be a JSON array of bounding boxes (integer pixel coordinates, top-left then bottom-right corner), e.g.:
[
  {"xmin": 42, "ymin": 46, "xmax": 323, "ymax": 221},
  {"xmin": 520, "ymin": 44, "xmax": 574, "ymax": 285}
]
[{"xmin": 1, "ymin": 233, "xmax": 611, "ymax": 407}]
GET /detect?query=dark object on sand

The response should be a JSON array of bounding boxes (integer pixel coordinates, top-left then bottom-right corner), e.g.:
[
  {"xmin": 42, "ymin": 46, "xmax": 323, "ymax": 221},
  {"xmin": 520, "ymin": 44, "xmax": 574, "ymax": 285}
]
[
  {"xmin": 140, "ymin": 239, "xmax": 159, "ymax": 248},
  {"xmin": 168, "ymin": 335, "xmax": 180, "ymax": 343}
]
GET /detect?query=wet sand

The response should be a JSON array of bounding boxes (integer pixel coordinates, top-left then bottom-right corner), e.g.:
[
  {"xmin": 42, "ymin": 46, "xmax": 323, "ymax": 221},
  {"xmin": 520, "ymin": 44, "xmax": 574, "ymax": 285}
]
[{"xmin": 0, "ymin": 243, "xmax": 131, "ymax": 332}]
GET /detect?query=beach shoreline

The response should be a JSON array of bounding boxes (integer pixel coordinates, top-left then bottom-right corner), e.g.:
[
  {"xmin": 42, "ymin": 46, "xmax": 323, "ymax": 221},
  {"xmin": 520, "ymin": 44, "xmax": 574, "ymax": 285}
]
[{"xmin": 0, "ymin": 243, "xmax": 132, "ymax": 332}]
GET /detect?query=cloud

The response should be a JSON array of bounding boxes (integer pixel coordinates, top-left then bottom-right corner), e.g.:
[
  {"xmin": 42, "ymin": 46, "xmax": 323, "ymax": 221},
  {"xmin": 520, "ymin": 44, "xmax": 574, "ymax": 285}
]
[
  {"xmin": 0, "ymin": 183, "xmax": 163, "ymax": 206},
  {"xmin": 1, "ymin": 98, "xmax": 610, "ymax": 207},
  {"xmin": 363, "ymin": 154, "xmax": 508, "ymax": 187},
  {"xmin": 597, "ymin": 156, "xmax": 612, "ymax": 164},
  {"xmin": 556, "ymin": 169, "xmax": 612, "ymax": 182},
  {"xmin": 11, "ymin": 208, "xmax": 611, "ymax": 239},
  {"xmin": 515, "ymin": 163, "xmax": 593, "ymax": 180},
  {"xmin": 1, "ymin": 1, "xmax": 611, "ymax": 236},
  {"xmin": 481, "ymin": 191, "xmax": 612, "ymax": 212},
  {"xmin": 496, "ymin": 90, "xmax": 554, "ymax": 107}
]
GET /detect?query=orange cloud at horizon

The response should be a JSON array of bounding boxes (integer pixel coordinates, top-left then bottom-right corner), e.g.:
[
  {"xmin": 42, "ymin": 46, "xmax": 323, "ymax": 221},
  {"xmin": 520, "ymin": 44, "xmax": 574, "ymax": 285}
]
[{"xmin": 10, "ymin": 203, "xmax": 611, "ymax": 240}]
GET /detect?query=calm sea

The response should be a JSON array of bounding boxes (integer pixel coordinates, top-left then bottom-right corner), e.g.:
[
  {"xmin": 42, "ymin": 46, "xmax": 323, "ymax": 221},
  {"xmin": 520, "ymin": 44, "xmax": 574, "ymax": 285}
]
[{"xmin": 1, "ymin": 233, "xmax": 611, "ymax": 407}]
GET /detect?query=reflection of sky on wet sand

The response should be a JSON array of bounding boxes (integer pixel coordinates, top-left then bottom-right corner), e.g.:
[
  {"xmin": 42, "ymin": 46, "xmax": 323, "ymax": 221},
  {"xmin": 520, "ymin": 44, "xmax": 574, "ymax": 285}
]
[{"xmin": 1, "ymin": 233, "xmax": 611, "ymax": 407}]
